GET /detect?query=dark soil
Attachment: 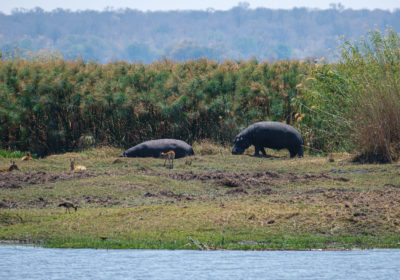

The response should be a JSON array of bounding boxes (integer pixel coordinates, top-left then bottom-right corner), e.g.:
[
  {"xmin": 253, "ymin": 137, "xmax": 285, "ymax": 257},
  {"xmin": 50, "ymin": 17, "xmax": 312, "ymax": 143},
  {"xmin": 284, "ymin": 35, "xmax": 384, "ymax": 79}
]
[
  {"xmin": 143, "ymin": 190, "xmax": 194, "ymax": 201},
  {"xmin": 0, "ymin": 170, "xmax": 128, "ymax": 189},
  {"xmin": 0, "ymin": 171, "xmax": 98, "ymax": 189},
  {"xmin": 1, "ymin": 194, "xmax": 122, "ymax": 209},
  {"xmin": 159, "ymin": 170, "xmax": 350, "ymax": 188}
]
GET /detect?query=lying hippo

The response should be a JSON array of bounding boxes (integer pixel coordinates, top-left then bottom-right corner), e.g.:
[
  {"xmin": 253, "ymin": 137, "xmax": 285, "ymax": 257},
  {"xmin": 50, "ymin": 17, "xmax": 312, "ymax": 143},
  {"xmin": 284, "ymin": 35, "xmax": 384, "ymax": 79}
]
[
  {"xmin": 232, "ymin": 121, "xmax": 304, "ymax": 158},
  {"xmin": 120, "ymin": 139, "xmax": 194, "ymax": 159}
]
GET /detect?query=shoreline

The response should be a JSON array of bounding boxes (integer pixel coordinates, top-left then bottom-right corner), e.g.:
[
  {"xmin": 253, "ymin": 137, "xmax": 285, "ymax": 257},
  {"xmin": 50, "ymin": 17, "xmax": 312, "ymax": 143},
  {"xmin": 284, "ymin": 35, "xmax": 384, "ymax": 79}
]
[{"xmin": 0, "ymin": 241, "xmax": 388, "ymax": 251}]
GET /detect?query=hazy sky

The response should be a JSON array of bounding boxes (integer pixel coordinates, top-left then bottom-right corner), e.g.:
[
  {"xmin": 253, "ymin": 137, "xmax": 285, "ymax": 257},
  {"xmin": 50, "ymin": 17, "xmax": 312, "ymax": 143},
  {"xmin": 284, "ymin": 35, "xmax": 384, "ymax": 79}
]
[{"xmin": 1, "ymin": 0, "xmax": 399, "ymax": 14}]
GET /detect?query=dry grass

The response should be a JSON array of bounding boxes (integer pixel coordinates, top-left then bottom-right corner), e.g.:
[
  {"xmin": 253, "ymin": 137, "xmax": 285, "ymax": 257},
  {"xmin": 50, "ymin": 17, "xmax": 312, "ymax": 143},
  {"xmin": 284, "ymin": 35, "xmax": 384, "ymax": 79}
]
[{"xmin": 192, "ymin": 140, "xmax": 230, "ymax": 156}]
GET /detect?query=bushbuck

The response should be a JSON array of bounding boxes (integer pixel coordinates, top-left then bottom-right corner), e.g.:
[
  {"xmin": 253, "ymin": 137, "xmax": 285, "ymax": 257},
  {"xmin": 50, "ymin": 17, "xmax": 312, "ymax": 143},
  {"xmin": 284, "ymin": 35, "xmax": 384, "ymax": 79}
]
[
  {"xmin": 161, "ymin": 150, "xmax": 175, "ymax": 169},
  {"xmin": 21, "ymin": 152, "xmax": 33, "ymax": 161}
]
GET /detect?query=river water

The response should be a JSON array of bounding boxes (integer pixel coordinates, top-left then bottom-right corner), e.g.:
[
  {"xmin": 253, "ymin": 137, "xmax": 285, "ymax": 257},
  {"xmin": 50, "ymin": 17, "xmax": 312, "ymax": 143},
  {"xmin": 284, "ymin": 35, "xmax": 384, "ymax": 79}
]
[{"xmin": 1, "ymin": 246, "xmax": 399, "ymax": 279}]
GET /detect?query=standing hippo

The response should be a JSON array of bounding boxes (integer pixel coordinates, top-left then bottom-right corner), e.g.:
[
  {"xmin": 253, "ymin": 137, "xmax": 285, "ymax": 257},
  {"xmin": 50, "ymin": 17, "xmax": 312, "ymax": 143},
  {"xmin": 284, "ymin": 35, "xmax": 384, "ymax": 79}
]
[
  {"xmin": 232, "ymin": 122, "xmax": 304, "ymax": 158},
  {"xmin": 120, "ymin": 139, "xmax": 194, "ymax": 159}
]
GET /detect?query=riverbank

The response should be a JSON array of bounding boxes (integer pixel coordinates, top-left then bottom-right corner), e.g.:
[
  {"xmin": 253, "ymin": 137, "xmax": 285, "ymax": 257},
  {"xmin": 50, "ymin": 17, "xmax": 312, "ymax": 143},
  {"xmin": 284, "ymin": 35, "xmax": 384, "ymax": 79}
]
[{"xmin": 1, "ymin": 146, "xmax": 400, "ymax": 249}]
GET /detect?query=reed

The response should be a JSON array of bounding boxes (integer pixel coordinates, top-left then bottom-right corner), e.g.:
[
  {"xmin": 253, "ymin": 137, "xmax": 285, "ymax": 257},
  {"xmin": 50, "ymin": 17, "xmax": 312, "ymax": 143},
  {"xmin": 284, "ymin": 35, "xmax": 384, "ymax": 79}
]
[
  {"xmin": 0, "ymin": 56, "xmax": 308, "ymax": 156},
  {"xmin": 300, "ymin": 28, "xmax": 400, "ymax": 162}
]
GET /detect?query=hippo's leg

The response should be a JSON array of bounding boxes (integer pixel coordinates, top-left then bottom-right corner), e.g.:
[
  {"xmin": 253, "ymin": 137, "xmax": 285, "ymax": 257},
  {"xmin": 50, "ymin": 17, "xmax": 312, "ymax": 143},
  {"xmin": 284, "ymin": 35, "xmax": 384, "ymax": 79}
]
[
  {"xmin": 289, "ymin": 150, "xmax": 296, "ymax": 158},
  {"xmin": 254, "ymin": 146, "xmax": 262, "ymax": 157},
  {"xmin": 298, "ymin": 147, "xmax": 304, "ymax": 158},
  {"xmin": 260, "ymin": 147, "xmax": 267, "ymax": 157}
]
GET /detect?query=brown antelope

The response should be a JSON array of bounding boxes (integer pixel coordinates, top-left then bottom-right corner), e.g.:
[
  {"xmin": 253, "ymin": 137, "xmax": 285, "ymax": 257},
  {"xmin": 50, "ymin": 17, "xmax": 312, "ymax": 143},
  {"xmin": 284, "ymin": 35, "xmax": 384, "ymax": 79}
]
[
  {"xmin": 58, "ymin": 202, "xmax": 78, "ymax": 213},
  {"xmin": 0, "ymin": 161, "xmax": 19, "ymax": 172},
  {"xmin": 70, "ymin": 159, "xmax": 87, "ymax": 171},
  {"xmin": 21, "ymin": 152, "xmax": 33, "ymax": 161},
  {"xmin": 161, "ymin": 150, "xmax": 175, "ymax": 169}
]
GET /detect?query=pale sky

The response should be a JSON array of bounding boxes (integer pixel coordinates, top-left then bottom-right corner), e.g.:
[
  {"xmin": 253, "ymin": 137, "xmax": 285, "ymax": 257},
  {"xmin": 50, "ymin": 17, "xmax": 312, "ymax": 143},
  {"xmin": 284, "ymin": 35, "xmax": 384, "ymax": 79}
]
[{"xmin": 1, "ymin": 0, "xmax": 399, "ymax": 14}]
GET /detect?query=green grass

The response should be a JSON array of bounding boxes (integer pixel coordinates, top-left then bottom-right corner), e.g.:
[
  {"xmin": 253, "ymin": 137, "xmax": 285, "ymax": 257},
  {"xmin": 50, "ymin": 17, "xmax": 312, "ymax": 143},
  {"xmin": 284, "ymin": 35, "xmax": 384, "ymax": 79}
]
[
  {"xmin": 0, "ymin": 149, "xmax": 27, "ymax": 159},
  {"xmin": 1, "ymin": 146, "xmax": 400, "ymax": 249}
]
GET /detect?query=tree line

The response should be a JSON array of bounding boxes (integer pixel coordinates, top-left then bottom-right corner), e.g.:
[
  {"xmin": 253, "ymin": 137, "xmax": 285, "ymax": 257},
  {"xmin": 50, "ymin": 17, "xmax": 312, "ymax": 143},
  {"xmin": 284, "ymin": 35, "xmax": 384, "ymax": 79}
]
[{"xmin": 1, "ymin": 5, "xmax": 400, "ymax": 63}]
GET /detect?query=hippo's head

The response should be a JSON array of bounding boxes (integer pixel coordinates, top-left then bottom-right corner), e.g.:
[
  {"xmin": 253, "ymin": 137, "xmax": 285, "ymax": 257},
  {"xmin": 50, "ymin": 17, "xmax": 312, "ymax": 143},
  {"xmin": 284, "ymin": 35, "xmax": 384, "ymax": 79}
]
[{"xmin": 232, "ymin": 135, "xmax": 251, "ymax": 155}]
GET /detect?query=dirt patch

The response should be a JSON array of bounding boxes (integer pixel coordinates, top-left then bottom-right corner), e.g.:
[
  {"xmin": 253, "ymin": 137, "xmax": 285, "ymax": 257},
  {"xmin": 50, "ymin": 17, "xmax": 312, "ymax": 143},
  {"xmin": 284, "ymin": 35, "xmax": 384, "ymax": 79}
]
[
  {"xmin": 254, "ymin": 188, "xmax": 276, "ymax": 195},
  {"xmin": 0, "ymin": 181, "xmax": 21, "ymax": 189},
  {"xmin": 384, "ymin": 183, "xmax": 400, "ymax": 188},
  {"xmin": 0, "ymin": 201, "xmax": 9, "ymax": 208},
  {"xmin": 303, "ymin": 173, "xmax": 350, "ymax": 182},
  {"xmin": 217, "ymin": 178, "xmax": 241, "ymax": 188},
  {"xmin": 82, "ymin": 195, "xmax": 121, "ymax": 206},
  {"xmin": 1, "ymin": 196, "xmax": 57, "ymax": 209},
  {"xmin": 28, "ymin": 197, "xmax": 50, "ymax": 208},
  {"xmin": 160, "ymin": 170, "xmax": 280, "ymax": 188},
  {"xmin": 159, "ymin": 170, "xmax": 350, "ymax": 189},
  {"xmin": 158, "ymin": 190, "xmax": 194, "ymax": 201},
  {"xmin": 1, "ymin": 194, "xmax": 123, "ymax": 209},
  {"xmin": 0, "ymin": 170, "xmax": 123, "ymax": 189},
  {"xmin": 225, "ymin": 187, "xmax": 248, "ymax": 195},
  {"xmin": 142, "ymin": 190, "xmax": 194, "ymax": 201}
]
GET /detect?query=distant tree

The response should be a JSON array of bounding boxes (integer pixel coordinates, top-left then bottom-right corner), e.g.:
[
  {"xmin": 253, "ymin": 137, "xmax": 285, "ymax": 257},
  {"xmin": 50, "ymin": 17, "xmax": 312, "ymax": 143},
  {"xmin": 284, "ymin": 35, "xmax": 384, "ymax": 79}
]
[
  {"xmin": 0, "ymin": 7, "xmax": 400, "ymax": 63},
  {"xmin": 233, "ymin": 36, "xmax": 258, "ymax": 58},
  {"xmin": 124, "ymin": 43, "xmax": 157, "ymax": 63},
  {"xmin": 167, "ymin": 41, "xmax": 222, "ymax": 61},
  {"xmin": 56, "ymin": 35, "xmax": 109, "ymax": 61}
]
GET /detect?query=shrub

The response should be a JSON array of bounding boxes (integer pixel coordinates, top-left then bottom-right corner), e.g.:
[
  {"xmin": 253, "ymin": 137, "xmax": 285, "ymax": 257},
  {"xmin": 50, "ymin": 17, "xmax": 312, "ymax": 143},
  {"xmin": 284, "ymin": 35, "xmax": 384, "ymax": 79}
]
[{"xmin": 301, "ymin": 29, "xmax": 400, "ymax": 162}]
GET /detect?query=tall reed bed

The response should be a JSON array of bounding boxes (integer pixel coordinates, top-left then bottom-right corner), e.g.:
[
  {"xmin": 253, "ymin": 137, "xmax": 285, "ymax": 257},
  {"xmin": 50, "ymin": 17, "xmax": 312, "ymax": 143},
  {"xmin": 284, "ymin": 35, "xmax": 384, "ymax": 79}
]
[{"xmin": 0, "ymin": 56, "xmax": 309, "ymax": 156}]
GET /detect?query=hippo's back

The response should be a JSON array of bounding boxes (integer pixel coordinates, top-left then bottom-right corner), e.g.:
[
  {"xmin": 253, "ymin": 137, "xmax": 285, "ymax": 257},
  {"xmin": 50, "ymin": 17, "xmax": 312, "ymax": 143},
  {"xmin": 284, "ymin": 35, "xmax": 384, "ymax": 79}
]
[
  {"xmin": 122, "ymin": 139, "xmax": 194, "ymax": 158},
  {"xmin": 249, "ymin": 122, "xmax": 303, "ymax": 149}
]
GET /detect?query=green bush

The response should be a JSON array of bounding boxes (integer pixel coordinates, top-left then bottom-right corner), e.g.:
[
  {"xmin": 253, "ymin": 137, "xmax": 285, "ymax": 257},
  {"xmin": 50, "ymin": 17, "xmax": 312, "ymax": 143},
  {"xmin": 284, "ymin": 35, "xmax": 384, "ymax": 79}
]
[{"xmin": 300, "ymin": 28, "xmax": 400, "ymax": 162}]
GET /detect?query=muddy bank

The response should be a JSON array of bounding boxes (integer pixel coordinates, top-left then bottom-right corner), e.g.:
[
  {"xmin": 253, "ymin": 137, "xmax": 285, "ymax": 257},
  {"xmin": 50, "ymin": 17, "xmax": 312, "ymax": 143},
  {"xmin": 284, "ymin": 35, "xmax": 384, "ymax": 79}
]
[{"xmin": 158, "ymin": 170, "xmax": 350, "ymax": 188}]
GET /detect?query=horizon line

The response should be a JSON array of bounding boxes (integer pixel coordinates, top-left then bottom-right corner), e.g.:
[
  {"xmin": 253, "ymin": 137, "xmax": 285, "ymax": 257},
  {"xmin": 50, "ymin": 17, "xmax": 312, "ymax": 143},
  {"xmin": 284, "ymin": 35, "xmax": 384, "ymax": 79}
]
[{"xmin": 1, "ymin": 5, "xmax": 399, "ymax": 15}]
